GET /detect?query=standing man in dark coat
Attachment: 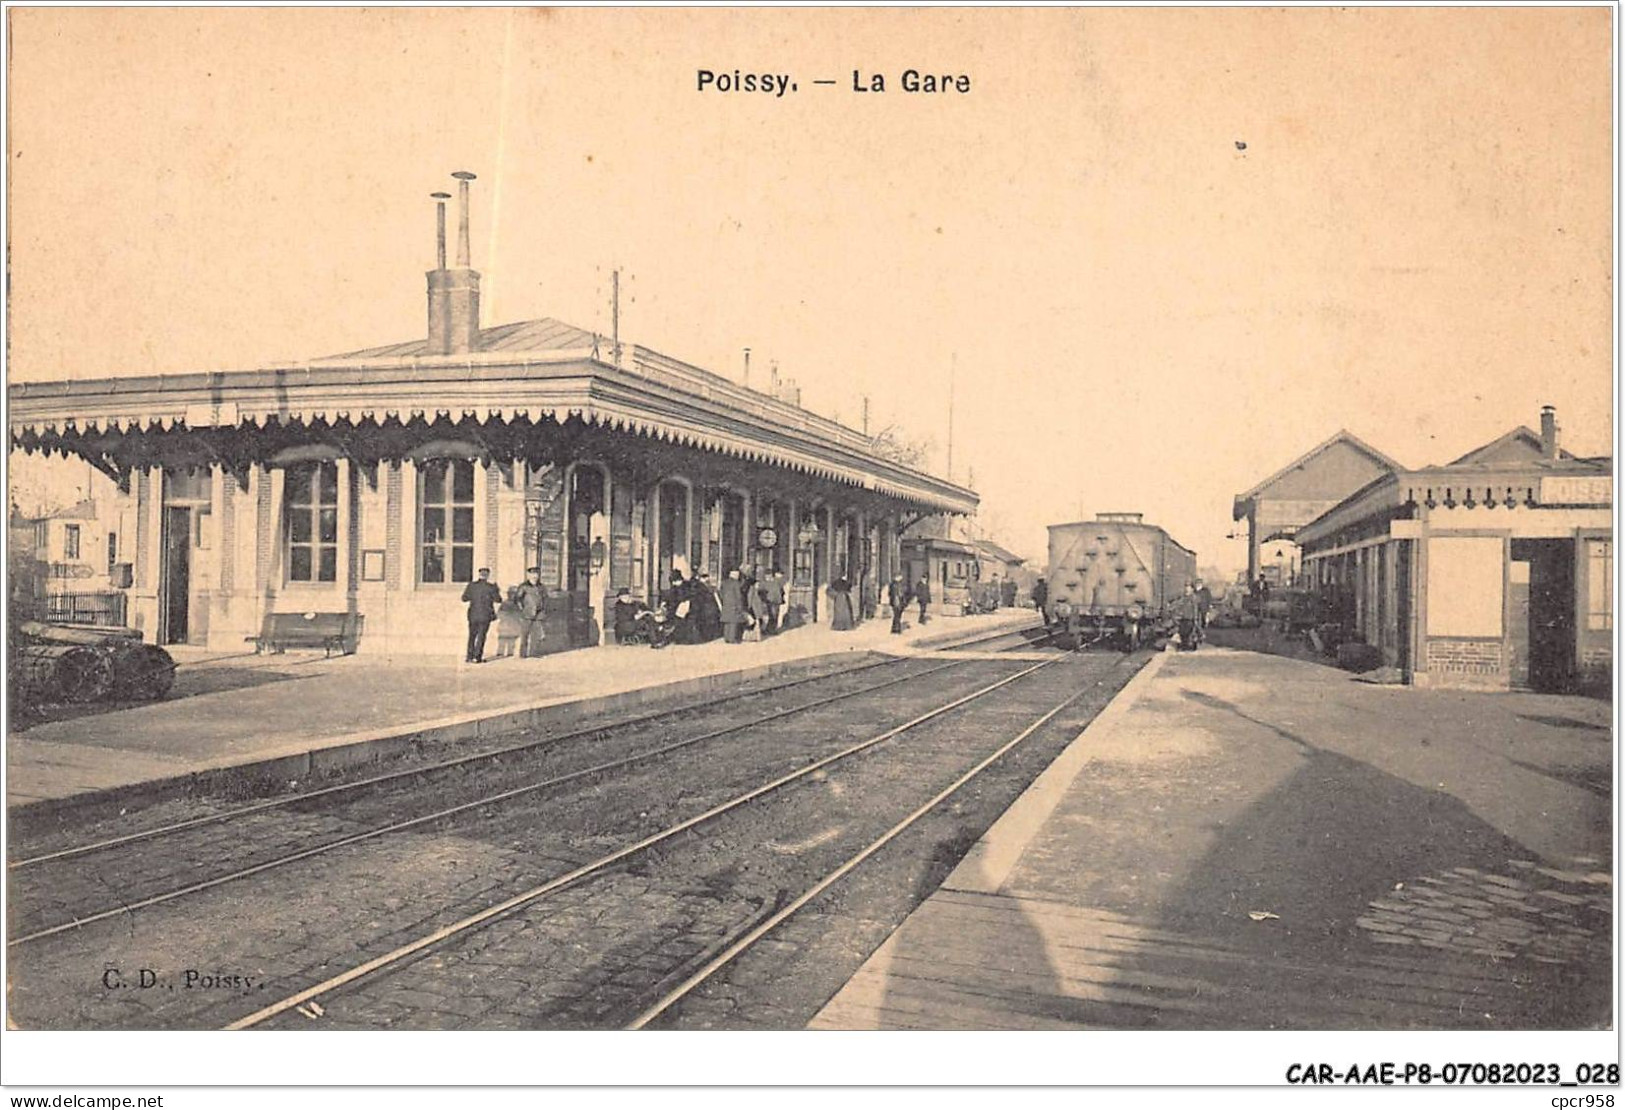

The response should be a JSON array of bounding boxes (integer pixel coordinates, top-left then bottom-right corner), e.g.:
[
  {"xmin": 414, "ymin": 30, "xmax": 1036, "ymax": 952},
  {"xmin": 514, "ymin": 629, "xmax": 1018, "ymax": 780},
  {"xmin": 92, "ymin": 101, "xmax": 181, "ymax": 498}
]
[
  {"xmin": 738, "ymin": 564, "xmax": 759, "ymax": 638},
  {"xmin": 1194, "ymin": 579, "xmax": 1214, "ymax": 636},
  {"xmin": 760, "ymin": 569, "xmax": 786, "ymax": 637},
  {"xmin": 720, "ymin": 569, "xmax": 747, "ymax": 643},
  {"xmin": 888, "ymin": 573, "xmax": 908, "ymax": 635},
  {"xmin": 1032, "ymin": 577, "xmax": 1049, "ymax": 622},
  {"xmin": 513, "ymin": 567, "xmax": 548, "ymax": 658},
  {"xmin": 914, "ymin": 573, "xmax": 932, "ymax": 625},
  {"xmin": 1173, "ymin": 583, "xmax": 1201, "ymax": 651},
  {"xmin": 462, "ymin": 567, "xmax": 502, "ymax": 663}
]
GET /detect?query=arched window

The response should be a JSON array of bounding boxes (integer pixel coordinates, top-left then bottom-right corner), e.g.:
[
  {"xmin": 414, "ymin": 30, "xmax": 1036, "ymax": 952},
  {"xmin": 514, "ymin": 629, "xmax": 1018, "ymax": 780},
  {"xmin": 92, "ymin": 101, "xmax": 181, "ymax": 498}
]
[
  {"xmin": 420, "ymin": 458, "xmax": 476, "ymax": 583},
  {"xmin": 286, "ymin": 461, "xmax": 339, "ymax": 582}
]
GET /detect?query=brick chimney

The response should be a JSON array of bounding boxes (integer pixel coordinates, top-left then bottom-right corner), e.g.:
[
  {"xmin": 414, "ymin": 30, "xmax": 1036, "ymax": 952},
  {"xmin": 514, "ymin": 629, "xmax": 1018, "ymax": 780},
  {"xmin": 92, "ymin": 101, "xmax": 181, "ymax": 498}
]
[
  {"xmin": 1540, "ymin": 404, "xmax": 1560, "ymax": 459},
  {"xmin": 426, "ymin": 171, "xmax": 481, "ymax": 356}
]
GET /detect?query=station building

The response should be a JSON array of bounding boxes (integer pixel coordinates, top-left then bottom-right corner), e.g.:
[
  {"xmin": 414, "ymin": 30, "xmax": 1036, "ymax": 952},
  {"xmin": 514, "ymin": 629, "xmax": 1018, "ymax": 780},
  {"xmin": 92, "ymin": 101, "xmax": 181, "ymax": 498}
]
[
  {"xmin": 9, "ymin": 177, "xmax": 977, "ymax": 656},
  {"xmin": 1296, "ymin": 407, "xmax": 1612, "ymax": 693},
  {"xmin": 1231, "ymin": 431, "xmax": 1401, "ymax": 586}
]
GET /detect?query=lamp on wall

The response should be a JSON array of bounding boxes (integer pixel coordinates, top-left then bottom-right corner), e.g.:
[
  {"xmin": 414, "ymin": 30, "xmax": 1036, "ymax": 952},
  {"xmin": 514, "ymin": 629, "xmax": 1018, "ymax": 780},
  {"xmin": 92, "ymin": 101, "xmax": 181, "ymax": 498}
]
[{"xmin": 590, "ymin": 538, "xmax": 607, "ymax": 573}]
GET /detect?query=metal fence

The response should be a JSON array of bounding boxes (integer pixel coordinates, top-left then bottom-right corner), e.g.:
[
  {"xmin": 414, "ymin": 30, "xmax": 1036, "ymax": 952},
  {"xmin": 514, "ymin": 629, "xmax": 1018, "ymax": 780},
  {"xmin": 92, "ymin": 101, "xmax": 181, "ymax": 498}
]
[{"xmin": 43, "ymin": 591, "xmax": 128, "ymax": 627}]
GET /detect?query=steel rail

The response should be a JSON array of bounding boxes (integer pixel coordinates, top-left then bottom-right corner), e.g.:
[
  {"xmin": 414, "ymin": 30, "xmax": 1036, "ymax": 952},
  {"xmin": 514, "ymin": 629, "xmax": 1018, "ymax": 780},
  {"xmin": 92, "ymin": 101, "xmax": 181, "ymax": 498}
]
[
  {"xmin": 223, "ymin": 652, "xmax": 1068, "ymax": 1030},
  {"xmin": 625, "ymin": 654, "xmax": 1133, "ymax": 1029},
  {"xmin": 9, "ymin": 651, "xmax": 1038, "ymax": 946},
  {"xmin": 11, "ymin": 621, "xmax": 1043, "ymax": 871}
]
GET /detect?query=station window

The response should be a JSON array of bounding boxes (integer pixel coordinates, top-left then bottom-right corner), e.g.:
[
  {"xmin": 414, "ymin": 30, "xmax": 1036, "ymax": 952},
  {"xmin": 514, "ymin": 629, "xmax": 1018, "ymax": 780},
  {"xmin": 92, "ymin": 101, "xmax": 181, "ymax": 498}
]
[
  {"xmin": 63, "ymin": 524, "xmax": 80, "ymax": 561},
  {"xmin": 107, "ymin": 531, "xmax": 118, "ymax": 569},
  {"xmin": 420, "ymin": 458, "xmax": 475, "ymax": 583},
  {"xmin": 286, "ymin": 461, "xmax": 339, "ymax": 583}
]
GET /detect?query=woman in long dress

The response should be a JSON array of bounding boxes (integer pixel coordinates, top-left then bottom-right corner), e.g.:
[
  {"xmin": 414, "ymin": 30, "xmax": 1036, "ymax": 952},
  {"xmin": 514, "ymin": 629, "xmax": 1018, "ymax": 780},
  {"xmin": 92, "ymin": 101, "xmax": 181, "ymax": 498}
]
[{"xmin": 828, "ymin": 575, "xmax": 855, "ymax": 631}]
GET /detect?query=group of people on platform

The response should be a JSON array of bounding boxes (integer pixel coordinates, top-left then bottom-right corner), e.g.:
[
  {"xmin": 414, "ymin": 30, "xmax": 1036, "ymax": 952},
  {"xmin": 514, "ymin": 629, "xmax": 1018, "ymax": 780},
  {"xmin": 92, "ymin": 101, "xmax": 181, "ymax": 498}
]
[
  {"xmin": 460, "ymin": 561, "xmax": 955, "ymax": 663},
  {"xmin": 460, "ymin": 566, "xmax": 549, "ymax": 664},
  {"xmin": 613, "ymin": 566, "xmax": 790, "ymax": 649},
  {"xmin": 613, "ymin": 566, "xmax": 942, "ymax": 646}
]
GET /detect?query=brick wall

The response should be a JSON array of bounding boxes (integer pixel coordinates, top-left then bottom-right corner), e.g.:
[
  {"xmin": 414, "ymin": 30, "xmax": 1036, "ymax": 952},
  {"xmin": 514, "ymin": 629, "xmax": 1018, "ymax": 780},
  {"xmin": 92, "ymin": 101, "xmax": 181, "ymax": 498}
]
[
  {"xmin": 220, "ymin": 480, "xmax": 235, "ymax": 594},
  {"xmin": 1579, "ymin": 645, "xmax": 1612, "ymax": 692},
  {"xmin": 255, "ymin": 472, "xmax": 273, "ymax": 592},
  {"xmin": 485, "ymin": 462, "xmax": 501, "ymax": 581},
  {"xmin": 1425, "ymin": 637, "xmax": 1505, "ymax": 679},
  {"xmin": 385, "ymin": 463, "xmax": 402, "ymax": 590},
  {"xmin": 134, "ymin": 470, "xmax": 151, "ymax": 590}
]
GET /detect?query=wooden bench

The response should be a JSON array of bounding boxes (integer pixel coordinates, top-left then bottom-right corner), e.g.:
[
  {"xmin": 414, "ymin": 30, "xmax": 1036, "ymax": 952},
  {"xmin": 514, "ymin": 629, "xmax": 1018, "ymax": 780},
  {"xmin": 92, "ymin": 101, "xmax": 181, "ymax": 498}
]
[{"xmin": 247, "ymin": 612, "xmax": 362, "ymax": 657}]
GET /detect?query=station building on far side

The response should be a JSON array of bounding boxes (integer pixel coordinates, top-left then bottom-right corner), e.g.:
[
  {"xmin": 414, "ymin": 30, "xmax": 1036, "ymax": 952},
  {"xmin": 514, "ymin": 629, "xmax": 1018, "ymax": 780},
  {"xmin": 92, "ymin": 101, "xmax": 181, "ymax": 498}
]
[
  {"xmin": 1296, "ymin": 407, "xmax": 1611, "ymax": 693},
  {"xmin": 10, "ymin": 175, "xmax": 976, "ymax": 657}
]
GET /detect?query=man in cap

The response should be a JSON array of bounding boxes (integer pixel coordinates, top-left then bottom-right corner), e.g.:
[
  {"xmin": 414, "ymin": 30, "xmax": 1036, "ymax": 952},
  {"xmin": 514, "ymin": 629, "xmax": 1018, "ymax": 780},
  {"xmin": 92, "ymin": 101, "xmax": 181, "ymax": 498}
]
[
  {"xmin": 888, "ymin": 572, "xmax": 909, "ymax": 635},
  {"xmin": 760, "ymin": 569, "xmax": 786, "ymax": 637},
  {"xmin": 461, "ymin": 567, "xmax": 502, "ymax": 663},
  {"xmin": 513, "ymin": 566, "xmax": 548, "ymax": 657}
]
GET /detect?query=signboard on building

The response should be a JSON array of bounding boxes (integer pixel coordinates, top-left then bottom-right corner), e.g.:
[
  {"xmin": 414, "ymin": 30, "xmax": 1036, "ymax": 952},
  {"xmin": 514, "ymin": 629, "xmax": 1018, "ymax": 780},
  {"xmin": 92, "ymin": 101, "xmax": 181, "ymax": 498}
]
[{"xmin": 1538, "ymin": 476, "xmax": 1612, "ymax": 506}]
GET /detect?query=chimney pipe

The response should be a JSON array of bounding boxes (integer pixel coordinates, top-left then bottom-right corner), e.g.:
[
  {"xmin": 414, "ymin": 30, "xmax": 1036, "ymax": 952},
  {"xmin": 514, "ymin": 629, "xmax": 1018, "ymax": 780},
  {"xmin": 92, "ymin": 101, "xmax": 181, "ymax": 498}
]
[
  {"xmin": 426, "ymin": 172, "xmax": 482, "ymax": 356},
  {"xmin": 1540, "ymin": 405, "xmax": 1559, "ymax": 459},
  {"xmin": 453, "ymin": 170, "xmax": 475, "ymax": 267},
  {"xmin": 431, "ymin": 192, "xmax": 451, "ymax": 270},
  {"xmin": 743, "ymin": 347, "xmax": 751, "ymax": 387}
]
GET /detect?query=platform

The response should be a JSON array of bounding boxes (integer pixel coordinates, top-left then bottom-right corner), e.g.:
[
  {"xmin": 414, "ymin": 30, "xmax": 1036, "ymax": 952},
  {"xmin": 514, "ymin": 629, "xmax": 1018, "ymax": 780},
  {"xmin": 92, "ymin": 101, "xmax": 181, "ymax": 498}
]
[
  {"xmin": 6, "ymin": 609, "xmax": 1040, "ymax": 814},
  {"xmin": 811, "ymin": 646, "xmax": 1613, "ymax": 1030}
]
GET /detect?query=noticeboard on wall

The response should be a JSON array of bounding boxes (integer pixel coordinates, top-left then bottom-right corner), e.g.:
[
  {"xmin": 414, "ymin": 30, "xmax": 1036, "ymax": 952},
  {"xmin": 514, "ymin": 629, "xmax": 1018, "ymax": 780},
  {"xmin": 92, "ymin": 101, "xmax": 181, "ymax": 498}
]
[{"xmin": 1426, "ymin": 536, "xmax": 1503, "ymax": 638}]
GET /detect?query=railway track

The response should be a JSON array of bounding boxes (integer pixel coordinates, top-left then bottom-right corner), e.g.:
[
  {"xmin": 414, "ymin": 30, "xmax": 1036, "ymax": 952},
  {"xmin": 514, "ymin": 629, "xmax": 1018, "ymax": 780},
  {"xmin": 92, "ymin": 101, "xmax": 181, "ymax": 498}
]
[
  {"xmin": 232, "ymin": 648, "xmax": 1138, "ymax": 1032},
  {"xmin": 7, "ymin": 625, "xmax": 1121, "ymax": 1031},
  {"xmin": 8, "ymin": 624, "xmax": 1056, "ymax": 947},
  {"xmin": 228, "ymin": 651, "xmax": 1098, "ymax": 1030},
  {"xmin": 12, "ymin": 621, "xmax": 1050, "ymax": 871}
]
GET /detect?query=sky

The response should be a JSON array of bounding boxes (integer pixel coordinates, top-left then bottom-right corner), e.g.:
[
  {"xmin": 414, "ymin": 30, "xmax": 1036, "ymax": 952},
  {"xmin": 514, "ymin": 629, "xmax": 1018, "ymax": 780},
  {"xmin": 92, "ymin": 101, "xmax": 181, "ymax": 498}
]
[{"xmin": 7, "ymin": 7, "xmax": 1614, "ymax": 571}]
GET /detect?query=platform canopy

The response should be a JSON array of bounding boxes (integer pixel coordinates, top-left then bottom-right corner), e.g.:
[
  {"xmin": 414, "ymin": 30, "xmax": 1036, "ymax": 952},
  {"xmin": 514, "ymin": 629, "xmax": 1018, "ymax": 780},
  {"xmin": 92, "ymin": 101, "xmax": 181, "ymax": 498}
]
[{"xmin": 11, "ymin": 317, "xmax": 977, "ymax": 516}]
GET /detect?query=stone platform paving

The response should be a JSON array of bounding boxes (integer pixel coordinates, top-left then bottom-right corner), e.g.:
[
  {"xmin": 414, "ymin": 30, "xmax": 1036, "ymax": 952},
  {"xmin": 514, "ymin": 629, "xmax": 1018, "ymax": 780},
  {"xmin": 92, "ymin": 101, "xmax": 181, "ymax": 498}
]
[
  {"xmin": 811, "ymin": 647, "xmax": 1612, "ymax": 1030},
  {"xmin": 7, "ymin": 609, "xmax": 1039, "ymax": 812}
]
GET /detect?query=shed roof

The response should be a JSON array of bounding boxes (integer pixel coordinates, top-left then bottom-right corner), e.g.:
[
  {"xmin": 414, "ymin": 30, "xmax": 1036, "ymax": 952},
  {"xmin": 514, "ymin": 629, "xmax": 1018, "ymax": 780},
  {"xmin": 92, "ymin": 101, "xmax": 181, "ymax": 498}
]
[
  {"xmin": 973, "ymin": 539, "xmax": 1027, "ymax": 565},
  {"xmin": 1234, "ymin": 429, "xmax": 1402, "ymax": 505}
]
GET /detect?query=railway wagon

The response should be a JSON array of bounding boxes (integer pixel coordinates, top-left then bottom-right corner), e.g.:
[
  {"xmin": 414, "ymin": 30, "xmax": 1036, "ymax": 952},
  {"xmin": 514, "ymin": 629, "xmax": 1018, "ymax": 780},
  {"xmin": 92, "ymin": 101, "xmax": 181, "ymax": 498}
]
[{"xmin": 1044, "ymin": 513, "xmax": 1197, "ymax": 649}]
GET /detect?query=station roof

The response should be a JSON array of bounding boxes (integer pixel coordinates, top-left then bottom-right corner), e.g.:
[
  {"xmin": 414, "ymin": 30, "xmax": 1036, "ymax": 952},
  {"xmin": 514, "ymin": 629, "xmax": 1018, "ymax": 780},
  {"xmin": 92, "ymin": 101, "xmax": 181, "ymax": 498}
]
[
  {"xmin": 1296, "ymin": 431, "xmax": 1611, "ymax": 549},
  {"xmin": 10, "ymin": 320, "xmax": 977, "ymax": 515},
  {"xmin": 329, "ymin": 318, "xmax": 601, "ymax": 360}
]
